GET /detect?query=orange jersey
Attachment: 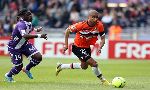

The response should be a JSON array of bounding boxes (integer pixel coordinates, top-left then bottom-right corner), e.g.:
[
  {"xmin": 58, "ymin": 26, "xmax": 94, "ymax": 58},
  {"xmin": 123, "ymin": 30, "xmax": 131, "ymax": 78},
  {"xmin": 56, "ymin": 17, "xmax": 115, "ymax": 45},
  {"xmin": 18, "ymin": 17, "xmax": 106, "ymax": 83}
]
[{"xmin": 68, "ymin": 21, "xmax": 105, "ymax": 48}]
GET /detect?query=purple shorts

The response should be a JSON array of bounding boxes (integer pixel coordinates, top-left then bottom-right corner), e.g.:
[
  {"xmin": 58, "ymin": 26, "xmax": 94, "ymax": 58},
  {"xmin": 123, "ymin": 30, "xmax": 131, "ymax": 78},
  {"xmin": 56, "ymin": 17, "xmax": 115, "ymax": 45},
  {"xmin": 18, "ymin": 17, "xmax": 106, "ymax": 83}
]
[{"xmin": 8, "ymin": 43, "xmax": 39, "ymax": 65}]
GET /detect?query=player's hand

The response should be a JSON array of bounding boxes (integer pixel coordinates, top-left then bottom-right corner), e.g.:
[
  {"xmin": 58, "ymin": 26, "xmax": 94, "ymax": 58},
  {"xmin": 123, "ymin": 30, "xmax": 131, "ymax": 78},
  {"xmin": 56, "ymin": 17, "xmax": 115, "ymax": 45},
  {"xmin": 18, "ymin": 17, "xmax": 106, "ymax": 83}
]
[
  {"xmin": 36, "ymin": 27, "xmax": 43, "ymax": 32},
  {"xmin": 41, "ymin": 34, "xmax": 48, "ymax": 40},
  {"xmin": 98, "ymin": 48, "xmax": 102, "ymax": 53},
  {"xmin": 62, "ymin": 45, "xmax": 68, "ymax": 54}
]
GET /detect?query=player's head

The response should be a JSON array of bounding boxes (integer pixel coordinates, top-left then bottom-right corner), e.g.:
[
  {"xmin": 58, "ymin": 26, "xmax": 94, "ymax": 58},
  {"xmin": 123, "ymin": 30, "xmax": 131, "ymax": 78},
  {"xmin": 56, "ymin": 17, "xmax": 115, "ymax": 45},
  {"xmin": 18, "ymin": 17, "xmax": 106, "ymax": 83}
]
[
  {"xmin": 87, "ymin": 10, "xmax": 99, "ymax": 26},
  {"xmin": 17, "ymin": 8, "xmax": 32, "ymax": 22}
]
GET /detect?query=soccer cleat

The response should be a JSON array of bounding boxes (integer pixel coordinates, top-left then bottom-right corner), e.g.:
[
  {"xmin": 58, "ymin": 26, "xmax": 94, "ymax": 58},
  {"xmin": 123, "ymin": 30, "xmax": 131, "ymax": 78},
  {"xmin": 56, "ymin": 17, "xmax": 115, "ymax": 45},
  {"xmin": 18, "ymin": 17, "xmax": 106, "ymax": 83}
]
[
  {"xmin": 101, "ymin": 79, "xmax": 111, "ymax": 86},
  {"xmin": 56, "ymin": 63, "xmax": 62, "ymax": 76},
  {"xmin": 22, "ymin": 68, "xmax": 33, "ymax": 79},
  {"xmin": 5, "ymin": 73, "xmax": 15, "ymax": 82}
]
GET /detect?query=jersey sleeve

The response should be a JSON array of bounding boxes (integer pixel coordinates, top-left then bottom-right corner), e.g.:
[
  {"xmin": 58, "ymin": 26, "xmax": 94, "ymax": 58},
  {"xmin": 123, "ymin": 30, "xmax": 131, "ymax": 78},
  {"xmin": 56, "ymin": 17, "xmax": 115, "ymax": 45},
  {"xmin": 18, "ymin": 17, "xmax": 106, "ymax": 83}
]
[
  {"xmin": 98, "ymin": 22, "xmax": 105, "ymax": 36},
  {"xmin": 17, "ymin": 22, "xmax": 27, "ymax": 36},
  {"xmin": 67, "ymin": 22, "xmax": 83, "ymax": 32}
]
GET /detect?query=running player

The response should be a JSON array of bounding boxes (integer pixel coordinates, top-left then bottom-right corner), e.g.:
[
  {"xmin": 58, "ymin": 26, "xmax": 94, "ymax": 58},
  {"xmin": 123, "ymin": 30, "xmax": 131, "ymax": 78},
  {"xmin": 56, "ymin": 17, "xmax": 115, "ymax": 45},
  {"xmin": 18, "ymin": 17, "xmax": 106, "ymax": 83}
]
[
  {"xmin": 5, "ymin": 8, "xmax": 47, "ymax": 82},
  {"xmin": 56, "ymin": 10, "xmax": 110, "ymax": 85}
]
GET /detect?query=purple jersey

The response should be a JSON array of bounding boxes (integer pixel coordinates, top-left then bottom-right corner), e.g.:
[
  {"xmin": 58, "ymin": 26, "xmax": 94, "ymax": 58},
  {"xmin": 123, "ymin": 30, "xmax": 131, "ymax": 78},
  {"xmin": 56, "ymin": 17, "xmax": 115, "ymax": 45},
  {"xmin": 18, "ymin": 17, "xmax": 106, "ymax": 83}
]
[{"xmin": 8, "ymin": 20, "xmax": 33, "ymax": 49}]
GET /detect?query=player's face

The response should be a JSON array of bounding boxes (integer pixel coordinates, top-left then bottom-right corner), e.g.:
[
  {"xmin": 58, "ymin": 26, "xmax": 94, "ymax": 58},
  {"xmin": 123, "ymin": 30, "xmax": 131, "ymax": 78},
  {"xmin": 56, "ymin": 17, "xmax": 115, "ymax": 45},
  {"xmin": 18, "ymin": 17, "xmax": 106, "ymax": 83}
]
[
  {"xmin": 88, "ymin": 14, "xmax": 99, "ymax": 25},
  {"xmin": 24, "ymin": 11, "xmax": 32, "ymax": 22}
]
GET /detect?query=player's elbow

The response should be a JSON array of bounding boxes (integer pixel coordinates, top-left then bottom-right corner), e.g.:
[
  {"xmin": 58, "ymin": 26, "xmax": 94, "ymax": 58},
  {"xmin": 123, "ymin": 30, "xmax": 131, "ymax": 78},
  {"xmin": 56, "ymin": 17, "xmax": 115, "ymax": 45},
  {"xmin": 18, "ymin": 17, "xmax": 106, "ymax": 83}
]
[{"xmin": 22, "ymin": 34, "xmax": 29, "ymax": 39}]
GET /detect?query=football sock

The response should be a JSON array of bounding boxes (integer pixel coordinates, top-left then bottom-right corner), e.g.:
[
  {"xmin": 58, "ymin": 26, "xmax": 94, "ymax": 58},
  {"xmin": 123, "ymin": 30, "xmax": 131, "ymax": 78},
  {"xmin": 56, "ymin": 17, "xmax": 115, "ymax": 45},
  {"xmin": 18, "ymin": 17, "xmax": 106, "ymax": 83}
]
[
  {"xmin": 71, "ymin": 63, "xmax": 81, "ymax": 69},
  {"xmin": 92, "ymin": 67, "xmax": 105, "ymax": 81},
  {"xmin": 61, "ymin": 64, "xmax": 71, "ymax": 69},
  {"xmin": 26, "ymin": 59, "xmax": 41, "ymax": 71},
  {"xmin": 61, "ymin": 63, "xmax": 81, "ymax": 69},
  {"xmin": 7, "ymin": 63, "xmax": 23, "ymax": 77}
]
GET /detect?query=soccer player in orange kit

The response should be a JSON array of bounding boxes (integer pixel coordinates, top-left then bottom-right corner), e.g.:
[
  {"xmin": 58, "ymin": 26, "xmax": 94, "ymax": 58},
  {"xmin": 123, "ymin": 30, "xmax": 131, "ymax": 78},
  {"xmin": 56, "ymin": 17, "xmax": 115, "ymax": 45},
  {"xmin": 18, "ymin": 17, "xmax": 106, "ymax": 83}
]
[{"xmin": 56, "ymin": 10, "xmax": 110, "ymax": 85}]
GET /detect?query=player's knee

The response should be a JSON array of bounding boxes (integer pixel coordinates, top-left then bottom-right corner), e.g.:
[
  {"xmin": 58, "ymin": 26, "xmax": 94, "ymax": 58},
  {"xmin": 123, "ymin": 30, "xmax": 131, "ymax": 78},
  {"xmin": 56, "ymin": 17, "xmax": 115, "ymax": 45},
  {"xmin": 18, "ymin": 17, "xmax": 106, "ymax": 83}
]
[
  {"xmin": 37, "ymin": 54, "xmax": 42, "ymax": 61},
  {"xmin": 81, "ymin": 65, "xmax": 88, "ymax": 70},
  {"xmin": 81, "ymin": 62, "xmax": 88, "ymax": 70},
  {"xmin": 34, "ymin": 54, "xmax": 42, "ymax": 61},
  {"xmin": 32, "ymin": 52, "xmax": 42, "ymax": 61}
]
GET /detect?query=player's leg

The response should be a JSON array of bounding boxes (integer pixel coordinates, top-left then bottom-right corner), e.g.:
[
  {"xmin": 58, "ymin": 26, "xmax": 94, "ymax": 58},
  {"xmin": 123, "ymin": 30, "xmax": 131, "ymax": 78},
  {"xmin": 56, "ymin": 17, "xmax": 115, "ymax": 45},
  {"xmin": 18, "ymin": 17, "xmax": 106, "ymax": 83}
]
[
  {"xmin": 24, "ymin": 53, "xmax": 42, "ymax": 71},
  {"xmin": 56, "ymin": 59, "xmax": 90, "ymax": 76},
  {"xmin": 56, "ymin": 45, "xmax": 89, "ymax": 76},
  {"xmin": 22, "ymin": 43, "xmax": 42, "ymax": 79},
  {"xmin": 57, "ymin": 62, "xmax": 81, "ymax": 69},
  {"xmin": 56, "ymin": 62, "xmax": 81, "ymax": 76},
  {"xmin": 5, "ymin": 48, "xmax": 23, "ymax": 82},
  {"xmin": 87, "ymin": 57, "xmax": 110, "ymax": 85},
  {"xmin": 80, "ymin": 61, "xmax": 88, "ymax": 70}
]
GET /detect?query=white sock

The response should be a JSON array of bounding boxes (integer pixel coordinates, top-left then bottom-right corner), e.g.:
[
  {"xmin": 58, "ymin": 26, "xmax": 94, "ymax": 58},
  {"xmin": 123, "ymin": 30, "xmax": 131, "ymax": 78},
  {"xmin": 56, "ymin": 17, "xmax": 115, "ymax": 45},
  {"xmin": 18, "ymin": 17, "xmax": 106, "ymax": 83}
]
[
  {"xmin": 61, "ymin": 64, "xmax": 71, "ymax": 69},
  {"xmin": 92, "ymin": 67, "xmax": 105, "ymax": 81},
  {"xmin": 72, "ymin": 63, "xmax": 81, "ymax": 69},
  {"xmin": 61, "ymin": 63, "xmax": 81, "ymax": 69}
]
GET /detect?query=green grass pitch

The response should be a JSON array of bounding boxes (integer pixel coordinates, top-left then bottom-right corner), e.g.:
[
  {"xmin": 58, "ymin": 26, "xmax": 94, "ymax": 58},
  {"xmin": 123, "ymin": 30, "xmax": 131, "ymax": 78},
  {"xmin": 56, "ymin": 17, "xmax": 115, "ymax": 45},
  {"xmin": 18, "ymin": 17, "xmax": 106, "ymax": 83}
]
[{"xmin": 0, "ymin": 56, "xmax": 150, "ymax": 90}]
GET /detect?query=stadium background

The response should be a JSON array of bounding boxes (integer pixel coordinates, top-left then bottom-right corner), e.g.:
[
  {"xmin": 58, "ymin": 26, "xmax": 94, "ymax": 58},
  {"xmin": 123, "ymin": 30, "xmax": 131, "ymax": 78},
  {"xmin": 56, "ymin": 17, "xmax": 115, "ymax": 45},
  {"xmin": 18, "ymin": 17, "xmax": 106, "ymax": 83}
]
[{"xmin": 0, "ymin": 0, "xmax": 150, "ymax": 90}]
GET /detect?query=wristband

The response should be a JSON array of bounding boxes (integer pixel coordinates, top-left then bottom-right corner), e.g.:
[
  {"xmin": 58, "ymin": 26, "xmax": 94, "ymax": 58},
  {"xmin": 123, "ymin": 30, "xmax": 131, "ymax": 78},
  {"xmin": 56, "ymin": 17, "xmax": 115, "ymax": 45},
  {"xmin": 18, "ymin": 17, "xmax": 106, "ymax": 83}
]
[
  {"xmin": 34, "ymin": 28, "xmax": 38, "ymax": 32},
  {"xmin": 37, "ymin": 34, "xmax": 41, "ymax": 38},
  {"xmin": 34, "ymin": 27, "xmax": 42, "ymax": 32}
]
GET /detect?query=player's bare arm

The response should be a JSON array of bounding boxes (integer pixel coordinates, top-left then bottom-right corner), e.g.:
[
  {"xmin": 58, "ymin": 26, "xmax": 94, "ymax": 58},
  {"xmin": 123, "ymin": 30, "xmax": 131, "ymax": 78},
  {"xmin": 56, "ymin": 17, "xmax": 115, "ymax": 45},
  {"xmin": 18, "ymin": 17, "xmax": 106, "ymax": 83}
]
[
  {"xmin": 99, "ymin": 35, "xmax": 105, "ymax": 53},
  {"xmin": 22, "ymin": 34, "xmax": 47, "ymax": 40},
  {"xmin": 63, "ymin": 28, "xmax": 71, "ymax": 53},
  {"xmin": 21, "ymin": 27, "xmax": 47, "ymax": 40},
  {"xmin": 100, "ymin": 35, "xmax": 105, "ymax": 49}
]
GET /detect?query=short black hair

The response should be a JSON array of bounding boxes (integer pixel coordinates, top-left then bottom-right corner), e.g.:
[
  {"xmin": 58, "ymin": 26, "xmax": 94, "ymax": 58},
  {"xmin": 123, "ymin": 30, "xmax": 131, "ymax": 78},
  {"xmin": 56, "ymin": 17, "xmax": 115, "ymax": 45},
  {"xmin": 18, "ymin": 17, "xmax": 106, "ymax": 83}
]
[
  {"xmin": 17, "ymin": 8, "xmax": 32, "ymax": 21},
  {"xmin": 17, "ymin": 8, "xmax": 29, "ymax": 17}
]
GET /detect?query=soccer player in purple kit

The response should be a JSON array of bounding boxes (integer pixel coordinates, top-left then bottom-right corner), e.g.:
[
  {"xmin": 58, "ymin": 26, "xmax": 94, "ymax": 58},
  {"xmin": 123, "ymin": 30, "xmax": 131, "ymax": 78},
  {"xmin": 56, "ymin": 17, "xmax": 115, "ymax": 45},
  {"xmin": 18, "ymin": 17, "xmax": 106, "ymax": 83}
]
[{"xmin": 5, "ymin": 8, "xmax": 48, "ymax": 82}]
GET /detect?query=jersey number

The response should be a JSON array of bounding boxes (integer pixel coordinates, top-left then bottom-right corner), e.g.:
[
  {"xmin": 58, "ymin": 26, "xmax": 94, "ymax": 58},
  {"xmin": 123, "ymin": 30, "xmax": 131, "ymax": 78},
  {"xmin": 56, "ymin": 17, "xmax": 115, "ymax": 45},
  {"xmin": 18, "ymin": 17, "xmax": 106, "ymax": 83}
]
[{"xmin": 14, "ymin": 55, "xmax": 21, "ymax": 60}]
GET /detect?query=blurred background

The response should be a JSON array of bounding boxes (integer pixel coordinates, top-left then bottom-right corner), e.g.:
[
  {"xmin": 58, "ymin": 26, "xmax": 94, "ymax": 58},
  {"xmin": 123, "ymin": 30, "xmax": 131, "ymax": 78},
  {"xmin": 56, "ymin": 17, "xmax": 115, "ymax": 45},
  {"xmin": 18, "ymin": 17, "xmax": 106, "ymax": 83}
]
[
  {"xmin": 0, "ymin": 0, "xmax": 150, "ymax": 40},
  {"xmin": 0, "ymin": 0, "xmax": 150, "ymax": 60},
  {"xmin": 0, "ymin": 1, "xmax": 150, "ymax": 89}
]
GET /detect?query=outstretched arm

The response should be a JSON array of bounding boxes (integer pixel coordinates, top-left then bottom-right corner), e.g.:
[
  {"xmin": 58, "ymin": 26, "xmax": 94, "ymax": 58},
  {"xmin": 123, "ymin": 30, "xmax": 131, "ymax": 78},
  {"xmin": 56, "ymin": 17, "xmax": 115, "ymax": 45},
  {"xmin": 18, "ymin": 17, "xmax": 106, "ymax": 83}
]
[
  {"xmin": 100, "ymin": 35, "xmax": 105, "ymax": 49},
  {"xmin": 18, "ymin": 22, "xmax": 47, "ymax": 40},
  {"xmin": 22, "ymin": 34, "xmax": 47, "ymax": 40},
  {"xmin": 63, "ymin": 28, "xmax": 71, "ymax": 53},
  {"xmin": 20, "ymin": 27, "xmax": 47, "ymax": 40},
  {"xmin": 99, "ymin": 33, "xmax": 105, "ymax": 53}
]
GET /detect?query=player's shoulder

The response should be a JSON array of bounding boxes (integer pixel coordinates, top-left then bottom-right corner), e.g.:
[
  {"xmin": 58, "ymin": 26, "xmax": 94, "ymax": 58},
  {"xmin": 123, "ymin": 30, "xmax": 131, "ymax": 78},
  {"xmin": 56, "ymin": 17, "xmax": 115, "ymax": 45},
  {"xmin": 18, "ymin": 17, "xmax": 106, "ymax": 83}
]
[
  {"xmin": 16, "ymin": 20, "xmax": 26, "ymax": 26},
  {"xmin": 97, "ymin": 21, "xmax": 104, "ymax": 26},
  {"xmin": 96, "ymin": 21, "xmax": 104, "ymax": 32},
  {"xmin": 15, "ymin": 20, "xmax": 27, "ymax": 30},
  {"xmin": 72, "ymin": 21, "xmax": 87, "ymax": 28}
]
